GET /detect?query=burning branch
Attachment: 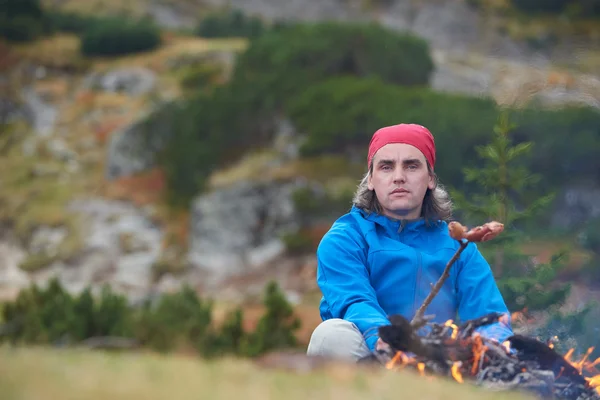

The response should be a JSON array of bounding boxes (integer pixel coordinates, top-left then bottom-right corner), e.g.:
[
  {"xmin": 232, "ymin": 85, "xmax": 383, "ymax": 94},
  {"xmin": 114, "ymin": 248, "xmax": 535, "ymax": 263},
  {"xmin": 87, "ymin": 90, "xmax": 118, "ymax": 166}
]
[
  {"xmin": 410, "ymin": 221, "xmax": 504, "ymax": 328},
  {"xmin": 373, "ymin": 312, "xmax": 600, "ymax": 400}
]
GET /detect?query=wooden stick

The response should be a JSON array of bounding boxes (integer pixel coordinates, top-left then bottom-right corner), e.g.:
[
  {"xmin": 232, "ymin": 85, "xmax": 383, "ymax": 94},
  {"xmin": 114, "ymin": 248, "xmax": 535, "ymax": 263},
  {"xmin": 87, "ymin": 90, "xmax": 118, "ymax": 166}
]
[{"xmin": 411, "ymin": 240, "xmax": 469, "ymax": 328}]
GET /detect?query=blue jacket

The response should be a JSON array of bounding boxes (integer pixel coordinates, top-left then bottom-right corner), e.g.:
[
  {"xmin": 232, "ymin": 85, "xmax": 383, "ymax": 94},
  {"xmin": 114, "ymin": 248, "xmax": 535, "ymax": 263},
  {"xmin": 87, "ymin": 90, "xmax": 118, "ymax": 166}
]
[{"xmin": 316, "ymin": 206, "xmax": 513, "ymax": 352}]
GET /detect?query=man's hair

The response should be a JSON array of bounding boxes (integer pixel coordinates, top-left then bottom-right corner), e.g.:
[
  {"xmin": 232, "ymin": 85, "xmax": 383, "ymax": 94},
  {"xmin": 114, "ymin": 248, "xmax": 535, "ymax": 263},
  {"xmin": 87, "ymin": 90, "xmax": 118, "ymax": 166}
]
[{"xmin": 352, "ymin": 162, "xmax": 453, "ymax": 223}]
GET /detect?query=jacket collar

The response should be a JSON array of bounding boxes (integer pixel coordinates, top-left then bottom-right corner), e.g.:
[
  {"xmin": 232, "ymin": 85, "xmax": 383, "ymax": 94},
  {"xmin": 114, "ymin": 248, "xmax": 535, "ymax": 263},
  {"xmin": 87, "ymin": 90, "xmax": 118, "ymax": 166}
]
[{"xmin": 352, "ymin": 205, "xmax": 430, "ymax": 234}]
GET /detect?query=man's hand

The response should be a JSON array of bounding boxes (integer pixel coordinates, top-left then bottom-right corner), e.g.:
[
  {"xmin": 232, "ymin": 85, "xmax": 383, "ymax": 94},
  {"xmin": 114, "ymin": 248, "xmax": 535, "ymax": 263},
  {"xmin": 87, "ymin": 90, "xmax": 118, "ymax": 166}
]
[{"xmin": 376, "ymin": 337, "xmax": 391, "ymax": 352}]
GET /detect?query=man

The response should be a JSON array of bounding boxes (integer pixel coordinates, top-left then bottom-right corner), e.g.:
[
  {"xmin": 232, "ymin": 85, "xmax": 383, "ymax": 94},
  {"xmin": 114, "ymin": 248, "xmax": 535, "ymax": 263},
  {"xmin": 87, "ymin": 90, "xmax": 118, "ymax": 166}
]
[{"xmin": 306, "ymin": 123, "xmax": 513, "ymax": 362}]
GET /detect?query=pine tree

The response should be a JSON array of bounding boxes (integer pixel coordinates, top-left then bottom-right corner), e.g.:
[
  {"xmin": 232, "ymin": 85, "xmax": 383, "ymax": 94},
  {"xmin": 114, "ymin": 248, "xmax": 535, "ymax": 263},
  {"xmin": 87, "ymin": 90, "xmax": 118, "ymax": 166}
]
[
  {"xmin": 241, "ymin": 281, "xmax": 301, "ymax": 357},
  {"xmin": 452, "ymin": 112, "xmax": 570, "ymax": 314}
]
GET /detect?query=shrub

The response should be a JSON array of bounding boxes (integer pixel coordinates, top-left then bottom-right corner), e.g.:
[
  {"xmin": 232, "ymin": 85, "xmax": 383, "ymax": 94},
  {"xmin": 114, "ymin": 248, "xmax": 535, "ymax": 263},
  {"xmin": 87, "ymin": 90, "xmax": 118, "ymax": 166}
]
[
  {"xmin": 134, "ymin": 285, "xmax": 213, "ymax": 352},
  {"xmin": 80, "ymin": 17, "xmax": 161, "ymax": 57},
  {"xmin": 511, "ymin": 0, "xmax": 599, "ymax": 16},
  {"xmin": 578, "ymin": 217, "xmax": 600, "ymax": 254},
  {"xmin": 150, "ymin": 21, "xmax": 435, "ymax": 204},
  {"xmin": 44, "ymin": 11, "xmax": 102, "ymax": 34},
  {"xmin": 286, "ymin": 76, "xmax": 600, "ymax": 194},
  {"xmin": 230, "ymin": 21, "xmax": 434, "ymax": 117},
  {"xmin": 200, "ymin": 307, "xmax": 246, "ymax": 358},
  {"xmin": 1, "ymin": 278, "xmax": 301, "ymax": 358},
  {"xmin": 288, "ymin": 76, "xmax": 500, "ymax": 185},
  {"xmin": 281, "ymin": 231, "xmax": 315, "ymax": 255},
  {"xmin": 196, "ymin": 9, "xmax": 266, "ymax": 38},
  {"xmin": 240, "ymin": 281, "xmax": 301, "ymax": 357},
  {"xmin": 0, "ymin": 0, "xmax": 44, "ymax": 42},
  {"xmin": 177, "ymin": 63, "xmax": 225, "ymax": 94},
  {"xmin": 155, "ymin": 88, "xmax": 251, "ymax": 207},
  {"xmin": 511, "ymin": 0, "xmax": 568, "ymax": 13},
  {"xmin": 1, "ymin": 278, "xmax": 133, "ymax": 345},
  {"xmin": 146, "ymin": 20, "xmax": 600, "ymax": 206}
]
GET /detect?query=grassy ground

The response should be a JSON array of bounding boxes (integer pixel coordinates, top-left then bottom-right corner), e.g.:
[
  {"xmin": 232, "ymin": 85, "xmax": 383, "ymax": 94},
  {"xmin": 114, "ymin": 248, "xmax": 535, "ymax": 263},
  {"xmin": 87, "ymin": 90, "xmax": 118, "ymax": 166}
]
[{"xmin": 0, "ymin": 346, "xmax": 533, "ymax": 400}]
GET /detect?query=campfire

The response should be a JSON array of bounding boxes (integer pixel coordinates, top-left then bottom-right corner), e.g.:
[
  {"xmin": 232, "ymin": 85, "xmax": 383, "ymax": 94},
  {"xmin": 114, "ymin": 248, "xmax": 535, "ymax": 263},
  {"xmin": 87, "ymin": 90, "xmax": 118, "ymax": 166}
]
[
  {"xmin": 371, "ymin": 312, "xmax": 600, "ymax": 400},
  {"xmin": 363, "ymin": 221, "xmax": 600, "ymax": 400}
]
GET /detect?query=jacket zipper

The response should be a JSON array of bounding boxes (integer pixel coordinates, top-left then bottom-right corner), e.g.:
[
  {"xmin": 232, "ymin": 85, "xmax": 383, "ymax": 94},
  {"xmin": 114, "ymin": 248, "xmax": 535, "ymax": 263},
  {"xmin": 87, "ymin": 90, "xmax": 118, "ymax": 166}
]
[
  {"xmin": 413, "ymin": 251, "xmax": 423, "ymax": 315},
  {"xmin": 397, "ymin": 222, "xmax": 424, "ymax": 317}
]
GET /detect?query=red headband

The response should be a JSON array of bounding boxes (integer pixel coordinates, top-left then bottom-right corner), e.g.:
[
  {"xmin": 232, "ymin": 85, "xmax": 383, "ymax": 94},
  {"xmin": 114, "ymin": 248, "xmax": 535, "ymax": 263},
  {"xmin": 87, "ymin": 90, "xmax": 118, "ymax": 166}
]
[{"xmin": 367, "ymin": 124, "xmax": 436, "ymax": 170}]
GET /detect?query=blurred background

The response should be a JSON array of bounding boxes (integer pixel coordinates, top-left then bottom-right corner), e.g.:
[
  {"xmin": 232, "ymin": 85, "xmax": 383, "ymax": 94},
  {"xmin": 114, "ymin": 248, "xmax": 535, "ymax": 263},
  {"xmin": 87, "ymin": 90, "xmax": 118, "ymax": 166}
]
[{"xmin": 0, "ymin": 0, "xmax": 599, "ymax": 362}]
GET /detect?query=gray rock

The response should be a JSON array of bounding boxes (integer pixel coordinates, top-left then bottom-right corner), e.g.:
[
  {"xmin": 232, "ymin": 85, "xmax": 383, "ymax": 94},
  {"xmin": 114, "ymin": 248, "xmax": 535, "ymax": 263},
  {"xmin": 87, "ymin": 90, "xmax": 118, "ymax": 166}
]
[
  {"xmin": 430, "ymin": 58, "xmax": 493, "ymax": 97},
  {"xmin": 30, "ymin": 164, "xmax": 61, "ymax": 178},
  {"xmin": 146, "ymin": 2, "xmax": 196, "ymax": 30},
  {"xmin": 83, "ymin": 67, "xmax": 157, "ymax": 96},
  {"xmin": 105, "ymin": 110, "xmax": 167, "ymax": 180},
  {"xmin": 201, "ymin": 0, "xmax": 360, "ymax": 22},
  {"xmin": 46, "ymin": 138, "xmax": 77, "ymax": 162},
  {"xmin": 21, "ymin": 87, "xmax": 58, "ymax": 137},
  {"xmin": 188, "ymin": 181, "xmax": 299, "ymax": 285},
  {"xmin": 67, "ymin": 198, "xmax": 164, "ymax": 293},
  {"xmin": 551, "ymin": 183, "xmax": 600, "ymax": 229},
  {"xmin": 0, "ymin": 240, "xmax": 29, "ymax": 300},
  {"xmin": 21, "ymin": 137, "xmax": 38, "ymax": 157},
  {"xmin": 29, "ymin": 226, "xmax": 68, "ymax": 256},
  {"xmin": 272, "ymin": 118, "xmax": 299, "ymax": 161}
]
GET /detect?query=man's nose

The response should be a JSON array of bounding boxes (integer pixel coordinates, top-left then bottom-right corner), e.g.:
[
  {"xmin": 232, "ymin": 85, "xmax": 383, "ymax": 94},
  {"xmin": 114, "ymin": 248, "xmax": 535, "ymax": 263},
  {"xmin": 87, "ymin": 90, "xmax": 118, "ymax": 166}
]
[{"xmin": 393, "ymin": 167, "xmax": 406, "ymax": 183}]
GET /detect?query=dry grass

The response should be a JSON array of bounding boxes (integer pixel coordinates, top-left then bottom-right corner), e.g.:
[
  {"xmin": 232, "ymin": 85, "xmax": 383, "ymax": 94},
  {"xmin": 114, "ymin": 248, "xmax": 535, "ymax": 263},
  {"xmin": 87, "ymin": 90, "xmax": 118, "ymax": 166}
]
[
  {"xmin": 41, "ymin": 0, "xmax": 152, "ymax": 18},
  {"xmin": 209, "ymin": 152, "xmax": 365, "ymax": 189},
  {"xmin": 89, "ymin": 34, "xmax": 246, "ymax": 73},
  {"xmin": 0, "ymin": 346, "xmax": 533, "ymax": 400},
  {"xmin": 103, "ymin": 168, "xmax": 167, "ymax": 206},
  {"xmin": 520, "ymin": 240, "xmax": 595, "ymax": 279},
  {"xmin": 12, "ymin": 34, "xmax": 89, "ymax": 70}
]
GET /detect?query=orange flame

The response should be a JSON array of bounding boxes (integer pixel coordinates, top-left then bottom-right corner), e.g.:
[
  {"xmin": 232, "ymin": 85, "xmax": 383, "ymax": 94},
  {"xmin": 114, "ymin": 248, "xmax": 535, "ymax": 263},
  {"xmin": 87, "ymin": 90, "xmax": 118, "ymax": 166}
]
[
  {"xmin": 444, "ymin": 319, "xmax": 459, "ymax": 340},
  {"xmin": 562, "ymin": 346, "xmax": 600, "ymax": 395},
  {"xmin": 386, "ymin": 351, "xmax": 414, "ymax": 370},
  {"xmin": 471, "ymin": 334, "xmax": 488, "ymax": 376},
  {"xmin": 382, "ymin": 326, "xmax": 600, "ymax": 395},
  {"xmin": 452, "ymin": 362, "xmax": 464, "ymax": 383}
]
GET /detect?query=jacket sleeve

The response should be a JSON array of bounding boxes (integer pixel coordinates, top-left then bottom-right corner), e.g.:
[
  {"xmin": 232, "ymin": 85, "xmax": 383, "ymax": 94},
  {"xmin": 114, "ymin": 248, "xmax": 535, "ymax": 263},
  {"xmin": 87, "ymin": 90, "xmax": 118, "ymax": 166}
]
[
  {"xmin": 316, "ymin": 224, "xmax": 389, "ymax": 352},
  {"xmin": 455, "ymin": 241, "xmax": 514, "ymax": 343}
]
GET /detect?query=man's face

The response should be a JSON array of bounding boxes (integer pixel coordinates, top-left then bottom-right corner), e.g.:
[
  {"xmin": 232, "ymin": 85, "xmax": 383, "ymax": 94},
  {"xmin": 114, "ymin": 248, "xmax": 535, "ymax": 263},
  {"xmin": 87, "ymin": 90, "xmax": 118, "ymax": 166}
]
[{"xmin": 368, "ymin": 143, "xmax": 435, "ymax": 220}]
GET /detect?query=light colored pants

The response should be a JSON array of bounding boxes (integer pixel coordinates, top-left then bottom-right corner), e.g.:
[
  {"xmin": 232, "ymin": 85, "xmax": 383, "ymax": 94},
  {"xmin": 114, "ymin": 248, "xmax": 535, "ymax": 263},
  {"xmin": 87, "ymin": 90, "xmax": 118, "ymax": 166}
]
[{"xmin": 306, "ymin": 318, "xmax": 372, "ymax": 362}]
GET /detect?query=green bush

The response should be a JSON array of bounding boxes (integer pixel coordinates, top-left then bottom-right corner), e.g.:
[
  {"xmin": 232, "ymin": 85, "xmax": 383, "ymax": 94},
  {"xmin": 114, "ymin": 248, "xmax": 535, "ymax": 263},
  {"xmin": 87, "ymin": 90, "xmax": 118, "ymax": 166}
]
[
  {"xmin": 45, "ymin": 11, "xmax": 102, "ymax": 34},
  {"xmin": 154, "ymin": 88, "xmax": 252, "ymax": 207},
  {"xmin": 196, "ymin": 9, "xmax": 266, "ymax": 38},
  {"xmin": 288, "ymin": 76, "xmax": 500, "ymax": 185},
  {"xmin": 230, "ymin": 21, "xmax": 434, "ymax": 117},
  {"xmin": 511, "ymin": 0, "xmax": 599, "ymax": 15},
  {"xmin": 147, "ymin": 20, "xmax": 600, "ymax": 207},
  {"xmin": 286, "ymin": 76, "xmax": 600, "ymax": 194},
  {"xmin": 80, "ymin": 17, "xmax": 161, "ymax": 57},
  {"xmin": 177, "ymin": 63, "xmax": 225, "ymax": 94},
  {"xmin": 512, "ymin": 106, "xmax": 600, "ymax": 187},
  {"xmin": 200, "ymin": 308, "xmax": 246, "ymax": 358},
  {"xmin": 511, "ymin": 0, "xmax": 570, "ymax": 13},
  {"xmin": 0, "ymin": 0, "xmax": 44, "ymax": 42},
  {"xmin": 579, "ymin": 217, "xmax": 600, "ymax": 254},
  {"xmin": 241, "ymin": 281, "xmax": 301, "ymax": 357},
  {"xmin": 1, "ymin": 278, "xmax": 133, "ymax": 345},
  {"xmin": 1, "ymin": 278, "xmax": 301, "ymax": 358},
  {"xmin": 135, "ymin": 285, "xmax": 213, "ymax": 352},
  {"xmin": 149, "ymin": 21, "xmax": 435, "ymax": 204},
  {"xmin": 282, "ymin": 231, "xmax": 315, "ymax": 255}
]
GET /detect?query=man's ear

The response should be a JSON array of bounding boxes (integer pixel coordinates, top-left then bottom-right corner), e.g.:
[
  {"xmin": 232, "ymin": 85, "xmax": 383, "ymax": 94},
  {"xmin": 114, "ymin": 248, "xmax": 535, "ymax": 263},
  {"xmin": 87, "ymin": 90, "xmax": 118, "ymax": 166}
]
[
  {"xmin": 367, "ymin": 173, "xmax": 374, "ymax": 191},
  {"xmin": 428, "ymin": 173, "xmax": 436, "ymax": 190}
]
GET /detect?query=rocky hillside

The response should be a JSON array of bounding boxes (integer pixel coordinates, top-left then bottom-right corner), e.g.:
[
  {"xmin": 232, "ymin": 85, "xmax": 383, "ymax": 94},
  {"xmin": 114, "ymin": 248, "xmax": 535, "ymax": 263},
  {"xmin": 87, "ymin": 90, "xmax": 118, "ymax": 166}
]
[{"xmin": 1, "ymin": 0, "xmax": 599, "ymax": 323}]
